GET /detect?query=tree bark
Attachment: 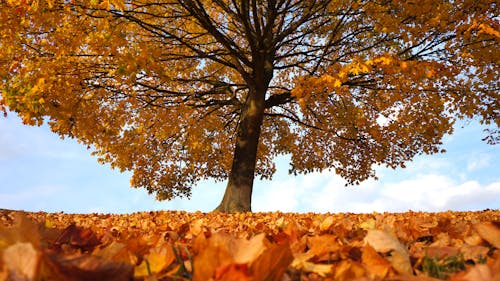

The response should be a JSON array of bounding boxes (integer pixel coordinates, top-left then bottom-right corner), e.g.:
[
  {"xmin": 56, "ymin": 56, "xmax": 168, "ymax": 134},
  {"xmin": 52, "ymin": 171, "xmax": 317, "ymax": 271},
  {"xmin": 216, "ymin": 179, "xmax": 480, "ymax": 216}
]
[{"xmin": 215, "ymin": 87, "xmax": 266, "ymax": 213}]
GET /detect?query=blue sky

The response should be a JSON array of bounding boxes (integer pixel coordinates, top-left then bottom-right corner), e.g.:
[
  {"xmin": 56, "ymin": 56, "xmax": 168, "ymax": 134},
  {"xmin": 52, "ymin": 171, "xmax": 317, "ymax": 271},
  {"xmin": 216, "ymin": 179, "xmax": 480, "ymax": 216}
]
[{"xmin": 1, "ymin": 112, "xmax": 499, "ymax": 214}]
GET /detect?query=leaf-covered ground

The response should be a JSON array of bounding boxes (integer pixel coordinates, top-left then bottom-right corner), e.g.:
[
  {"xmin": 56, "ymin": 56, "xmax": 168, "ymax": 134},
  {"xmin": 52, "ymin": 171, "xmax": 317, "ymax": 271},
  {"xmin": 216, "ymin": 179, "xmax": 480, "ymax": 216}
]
[{"xmin": 0, "ymin": 209, "xmax": 498, "ymax": 281}]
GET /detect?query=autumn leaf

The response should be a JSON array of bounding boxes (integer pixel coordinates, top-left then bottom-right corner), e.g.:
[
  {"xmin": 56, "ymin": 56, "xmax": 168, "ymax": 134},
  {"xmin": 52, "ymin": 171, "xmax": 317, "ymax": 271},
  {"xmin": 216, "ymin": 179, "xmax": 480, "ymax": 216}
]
[
  {"xmin": 1, "ymin": 0, "xmax": 497, "ymax": 213},
  {"xmin": 474, "ymin": 222, "xmax": 500, "ymax": 248},
  {"xmin": 215, "ymin": 263, "xmax": 251, "ymax": 281},
  {"xmin": 319, "ymin": 216, "xmax": 335, "ymax": 232},
  {"xmin": 52, "ymin": 223, "xmax": 101, "ymax": 252},
  {"xmin": 43, "ymin": 252, "xmax": 134, "ymax": 281},
  {"xmin": 0, "ymin": 209, "xmax": 499, "ymax": 281},
  {"xmin": 306, "ymin": 235, "xmax": 341, "ymax": 262},
  {"xmin": 333, "ymin": 260, "xmax": 366, "ymax": 281},
  {"xmin": 251, "ymin": 242, "xmax": 293, "ymax": 281},
  {"xmin": 192, "ymin": 233, "xmax": 267, "ymax": 281},
  {"xmin": 364, "ymin": 229, "xmax": 412, "ymax": 275},
  {"xmin": 361, "ymin": 244, "xmax": 392, "ymax": 278},
  {"xmin": 134, "ymin": 242, "xmax": 176, "ymax": 278},
  {"xmin": 2, "ymin": 242, "xmax": 41, "ymax": 281}
]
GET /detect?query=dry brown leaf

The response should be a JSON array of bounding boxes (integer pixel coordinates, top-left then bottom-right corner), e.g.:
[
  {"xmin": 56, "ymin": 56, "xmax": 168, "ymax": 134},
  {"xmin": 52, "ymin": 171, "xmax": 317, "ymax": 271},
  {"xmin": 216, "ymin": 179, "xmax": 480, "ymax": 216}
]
[
  {"xmin": 93, "ymin": 242, "xmax": 131, "ymax": 264},
  {"xmin": 189, "ymin": 219, "xmax": 206, "ymax": 236},
  {"xmin": 387, "ymin": 250, "xmax": 413, "ymax": 275},
  {"xmin": 474, "ymin": 222, "xmax": 500, "ymax": 248},
  {"xmin": 460, "ymin": 245, "xmax": 490, "ymax": 262},
  {"xmin": 134, "ymin": 243, "xmax": 176, "ymax": 278},
  {"xmin": 2, "ymin": 242, "xmax": 41, "ymax": 281},
  {"xmin": 44, "ymin": 252, "xmax": 133, "ymax": 281},
  {"xmin": 364, "ymin": 229, "xmax": 412, "ymax": 275},
  {"xmin": 0, "ymin": 209, "xmax": 498, "ymax": 281},
  {"xmin": 361, "ymin": 244, "xmax": 392, "ymax": 278},
  {"xmin": 192, "ymin": 233, "xmax": 269, "ymax": 281},
  {"xmin": 0, "ymin": 214, "xmax": 42, "ymax": 249},
  {"xmin": 232, "ymin": 233, "xmax": 269, "ymax": 264},
  {"xmin": 364, "ymin": 230, "xmax": 406, "ymax": 254},
  {"xmin": 192, "ymin": 233, "xmax": 233, "ymax": 281},
  {"xmin": 307, "ymin": 235, "xmax": 341, "ymax": 261},
  {"xmin": 215, "ymin": 263, "xmax": 251, "ymax": 281},
  {"xmin": 333, "ymin": 260, "xmax": 365, "ymax": 281},
  {"xmin": 425, "ymin": 246, "xmax": 459, "ymax": 259},
  {"xmin": 319, "ymin": 216, "xmax": 335, "ymax": 232},
  {"xmin": 251, "ymin": 242, "xmax": 293, "ymax": 281},
  {"xmin": 386, "ymin": 274, "xmax": 442, "ymax": 281},
  {"xmin": 52, "ymin": 223, "xmax": 101, "ymax": 252}
]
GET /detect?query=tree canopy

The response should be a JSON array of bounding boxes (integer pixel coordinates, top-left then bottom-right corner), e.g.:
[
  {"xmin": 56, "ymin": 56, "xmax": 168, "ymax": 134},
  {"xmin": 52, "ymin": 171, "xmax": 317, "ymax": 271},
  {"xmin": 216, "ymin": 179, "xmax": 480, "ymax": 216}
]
[{"xmin": 1, "ymin": 0, "xmax": 498, "ymax": 212}]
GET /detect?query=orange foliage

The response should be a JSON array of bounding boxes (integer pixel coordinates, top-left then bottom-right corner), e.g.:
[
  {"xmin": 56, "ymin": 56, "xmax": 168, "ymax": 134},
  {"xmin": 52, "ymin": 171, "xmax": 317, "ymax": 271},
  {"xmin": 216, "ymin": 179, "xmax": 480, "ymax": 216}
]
[
  {"xmin": 0, "ymin": 0, "xmax": 498, "ymax": 203},
  {"xmin": 1, "ymin": 209, "xmax": 499, "ymax": 280}
]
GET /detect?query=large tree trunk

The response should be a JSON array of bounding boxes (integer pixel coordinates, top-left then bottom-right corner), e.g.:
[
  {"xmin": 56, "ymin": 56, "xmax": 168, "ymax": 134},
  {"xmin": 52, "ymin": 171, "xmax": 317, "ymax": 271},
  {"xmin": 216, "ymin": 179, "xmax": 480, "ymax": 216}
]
[{"xmin": 215, "ymin": 88, "xmax": 266, "ymax": 213}]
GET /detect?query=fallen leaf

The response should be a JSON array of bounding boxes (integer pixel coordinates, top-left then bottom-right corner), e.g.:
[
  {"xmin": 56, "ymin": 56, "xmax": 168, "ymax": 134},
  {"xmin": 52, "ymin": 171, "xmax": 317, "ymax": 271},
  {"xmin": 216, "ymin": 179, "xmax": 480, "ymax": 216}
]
[
  {"xmin": 425, "ymin": 246, "xmax": 459, "ymax": 259},
  {"xmin": 215, "ymin": 263, "xmax": 251, "ymax": 281},
  {"xmin": 53, "ymin": 223, "xmax": 101, "ymax": 252},
  {"xmin": 364, "ymin": 230, "xmax": 412, "ymax": 275},
  {"xmin": 134, "ymin": 243, "xmax": 175, "ymax": 278},
  {"xmin": 192, "ymin": 233, "xmax": 269, "ymax": 281},
  {"xmin": 189, "ymin": 219, "xmax": 206, "ymax": 236},
  {"xmin": 359, "ymin": 218, "xmax": 376, "ymax": 230},
  {"xmin": 333, "ymin": 260, "xmax": 365, "ymax": 281},
  {"xmin": 474, "ymin": 222, "xmax": 500, "ymax": 248},
  {"xmin": 0, "ymin": 214, "xmax": 42, "ymax": 248},
  {"xmin": 232, "ymin": 233, "xmax": 269, "ymax": 264},
  {"xmin": 192, "ymin": 233, "xmax": 232, "ymax": 281},
  {"xmin": 44, "ymin": 252, "xmax": 133, "ymax": 281},
  {"xmin": 320, "ymin": 216, "xmax": 335, "ymax": 232},
  {"xmin": 2, "ymin": 242, "xmax": 41, "ymax": 281},
  {"xmin": 364, "ymin": 230, "xmax": 406, "ymax": 254},
  {"xmin": 361, "ymin": 244, "xmax": 392, "ymax": 278},
  {"xmin": 301, "ymin": 261, "xmax": 333, "ymax": 277},
  {"xmin": 307, "ymin": 235, "xmax": 341, "ymax": 261},
  {"xmin": 93, "ymin": 241, "xmax": 131, "ymax": 264},
  {"xmin": 251, "ymin": 242, "xmax": 293, "ymax": 281},
  {"xmin": 450, "ymin": 264, "xmax": 492, "ymax": 281},
  {"xmin": 460, "ymin": 245, "xmax": 489, "ymax": 262},
  {"xmin": 387, "ymin": 250, "xmax": 413, "ymax": 275}
]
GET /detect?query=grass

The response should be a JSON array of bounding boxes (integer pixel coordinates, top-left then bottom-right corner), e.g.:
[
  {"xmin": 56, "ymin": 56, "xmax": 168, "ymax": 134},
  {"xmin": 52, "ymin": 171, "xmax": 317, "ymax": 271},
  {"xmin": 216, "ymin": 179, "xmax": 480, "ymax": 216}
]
[{"xmin": 420, "ymin": 254, "xmax": 467, "ymax": 279}]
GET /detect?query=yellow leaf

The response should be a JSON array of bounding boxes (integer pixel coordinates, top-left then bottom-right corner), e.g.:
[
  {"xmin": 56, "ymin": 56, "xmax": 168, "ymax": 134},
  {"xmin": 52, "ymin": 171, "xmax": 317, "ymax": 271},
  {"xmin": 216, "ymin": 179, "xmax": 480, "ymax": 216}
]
[
  {"xmin": 474, "ymin": 222, "xmax": 500, "ymax": 248},
  {"xmin": 2, "ymin": 242, "xmax": 41, "ymax": 280},
  {"xmin": 361, "ymin": 244, "xmax": 392, "ymax": 278},
  {"xmin": 359, "ymin": 218, "xmax": 376, "ymax": 230},
  {"xmin": 302, "ymin": 261, "xmax": 333, "ymax": 277},
  {"xmin": 134, "ymin": 244, "xmax": 175, "ymax": 277},
  {"xmin": 364, "ymin": 229, "xmax": 412, "ymax": 275},
  {"xmin": 333, "ymin": 260, "xmax": 366, "ymax": 281},
  {"xmin": 319, "ymin": 216, "xmax": 334, "ymax": 231}
]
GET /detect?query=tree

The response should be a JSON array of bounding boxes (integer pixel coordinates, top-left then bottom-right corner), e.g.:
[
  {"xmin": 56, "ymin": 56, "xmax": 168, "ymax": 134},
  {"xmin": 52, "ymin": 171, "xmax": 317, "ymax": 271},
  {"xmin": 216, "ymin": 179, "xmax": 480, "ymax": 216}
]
[{"xmin": 1, "ymin": 0, "xmax": 498, "ymax": 213}]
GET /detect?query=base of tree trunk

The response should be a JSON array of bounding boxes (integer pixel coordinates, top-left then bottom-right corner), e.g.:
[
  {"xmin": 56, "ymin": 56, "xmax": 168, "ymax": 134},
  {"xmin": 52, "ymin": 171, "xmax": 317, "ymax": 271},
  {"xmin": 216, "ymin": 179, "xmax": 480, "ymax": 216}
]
[
  {"xmin": 213, "ymin": 182, "xmax": 252, "ymax": 213},
  {"xmin": 214, "ymin": 201, "xmax": 251, "ymax": 213}
]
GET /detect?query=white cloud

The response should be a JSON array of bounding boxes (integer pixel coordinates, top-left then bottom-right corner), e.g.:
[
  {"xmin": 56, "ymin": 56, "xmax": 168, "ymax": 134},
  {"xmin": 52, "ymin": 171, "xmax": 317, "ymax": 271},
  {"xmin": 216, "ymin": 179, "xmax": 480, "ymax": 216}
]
[
  {"xmin": 250, "ymin": 159, "xmax": 500, "ymax": 213},
  {"xmin": 466, "ymin": 153, "xmax": 491, "ymax": 171}
]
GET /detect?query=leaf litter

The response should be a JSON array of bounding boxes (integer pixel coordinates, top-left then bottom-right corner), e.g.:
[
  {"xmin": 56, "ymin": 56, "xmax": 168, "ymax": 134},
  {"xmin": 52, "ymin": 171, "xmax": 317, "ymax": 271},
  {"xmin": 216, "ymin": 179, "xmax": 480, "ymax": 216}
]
[{"xmin": 0, "ymin": 209, "xmax": 498, "ymax": 281}]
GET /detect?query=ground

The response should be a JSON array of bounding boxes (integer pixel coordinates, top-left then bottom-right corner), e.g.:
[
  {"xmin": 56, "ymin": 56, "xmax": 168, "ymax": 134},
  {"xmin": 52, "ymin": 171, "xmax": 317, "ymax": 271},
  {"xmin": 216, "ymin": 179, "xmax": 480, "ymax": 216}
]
[{"xmin": 0, "ymin": 209, "xmax": 499, "ymax": 280}]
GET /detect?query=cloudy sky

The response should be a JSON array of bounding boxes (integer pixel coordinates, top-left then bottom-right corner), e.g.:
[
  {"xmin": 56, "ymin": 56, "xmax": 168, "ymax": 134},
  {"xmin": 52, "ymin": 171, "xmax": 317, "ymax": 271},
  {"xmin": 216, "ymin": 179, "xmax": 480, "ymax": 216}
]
[{"xmin": 1, "ymin": 112, "xmax": 499, "ymax": 214}]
